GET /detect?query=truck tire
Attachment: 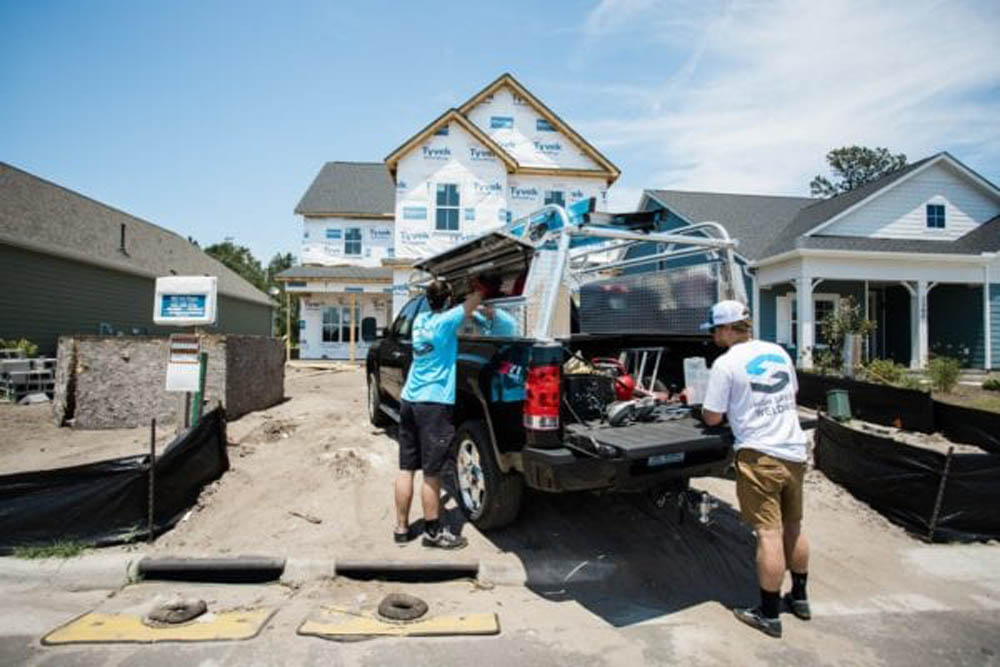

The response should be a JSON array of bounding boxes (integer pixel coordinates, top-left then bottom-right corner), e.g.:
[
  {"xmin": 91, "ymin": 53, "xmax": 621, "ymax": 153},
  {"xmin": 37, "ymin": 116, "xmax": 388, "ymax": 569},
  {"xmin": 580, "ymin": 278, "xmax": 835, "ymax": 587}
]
[
  {"xmin": 452, "ymin": 420, "xmax": 523, "ymax": 531},
  {"xmin": 367, "ymin": 373, "xmax": 392, "ymax": 427}
]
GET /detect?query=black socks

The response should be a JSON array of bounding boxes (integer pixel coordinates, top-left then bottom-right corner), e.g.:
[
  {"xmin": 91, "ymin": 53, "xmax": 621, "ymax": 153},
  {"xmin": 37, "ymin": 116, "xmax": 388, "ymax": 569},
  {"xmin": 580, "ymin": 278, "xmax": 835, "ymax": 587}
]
[
  {"xmin": 760, "ymin": 588, "xmax": 781, "ymax": 619},
  {"xmin": 425, "ymin": 518, "xmax": 440, "ymax": 537},
  {"xmin": 791, "ymin": 571, "xmax": 808, "ymax": 601}
]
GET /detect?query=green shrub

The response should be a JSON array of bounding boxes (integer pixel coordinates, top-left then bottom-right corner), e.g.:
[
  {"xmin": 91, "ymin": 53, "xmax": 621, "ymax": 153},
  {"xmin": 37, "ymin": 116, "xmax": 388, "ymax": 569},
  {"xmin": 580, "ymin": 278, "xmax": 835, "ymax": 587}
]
[
  {"xmin": 0, "ymin": 338, "xmax": 39, "ymax": 358},
  {"xmin": 927, "ymin": 356, "xmax": 961, "ymax": 393},
  {"xmin": 900, "ymin": 375, "xmax": 923, "ymax": 391},
  {"xmin": 863, "ymin": 358, "xmax": 908, "ymax": 386},
  {"xmin": 12, "ymin": 541, "xmax": 86, "ymax": 559},
  {"xmin": 983, "ymin": 377, "xmax": 1000, "ymax": 392}
]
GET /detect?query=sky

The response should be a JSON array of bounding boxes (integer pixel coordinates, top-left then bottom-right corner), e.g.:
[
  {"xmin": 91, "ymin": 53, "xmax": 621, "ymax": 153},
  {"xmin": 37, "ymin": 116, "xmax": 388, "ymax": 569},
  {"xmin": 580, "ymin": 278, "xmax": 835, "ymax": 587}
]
[{"xmin": 2, "ymin": 0, "xmax": 999, "ymax": 264}]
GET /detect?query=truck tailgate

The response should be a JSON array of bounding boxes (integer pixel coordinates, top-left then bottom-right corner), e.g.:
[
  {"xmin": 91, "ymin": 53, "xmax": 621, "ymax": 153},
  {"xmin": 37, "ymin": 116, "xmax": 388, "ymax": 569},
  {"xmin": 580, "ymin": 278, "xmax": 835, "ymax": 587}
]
[{"xmin": 565, "ymin": 417, "xmax": 730, "ymax": 460}]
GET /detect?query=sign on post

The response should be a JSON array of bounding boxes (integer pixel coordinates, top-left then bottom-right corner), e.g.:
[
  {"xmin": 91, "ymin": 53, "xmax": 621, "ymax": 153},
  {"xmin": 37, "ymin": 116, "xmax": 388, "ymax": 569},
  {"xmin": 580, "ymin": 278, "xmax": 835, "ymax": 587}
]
[
  {"xmin": 166, "ymin": 334, "xmax": 201, "ymax": 392},
  {"xmin": 153, "ymin": 276, "xmax": 218, "ymax": 326}
]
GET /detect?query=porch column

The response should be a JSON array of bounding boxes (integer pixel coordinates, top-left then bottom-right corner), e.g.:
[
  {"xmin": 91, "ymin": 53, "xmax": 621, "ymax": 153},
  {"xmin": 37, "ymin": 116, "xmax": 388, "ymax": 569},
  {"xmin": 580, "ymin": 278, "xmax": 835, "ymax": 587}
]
[
  {"xmin": 905, "ymin": 280, "xmax": 931, "ymax": 369},
  {"xmin": 796, "ymin": 274, "xmax": 814, "ymax": 369},
  {"xmin": 918, "ymin": 281, "xmax": 931, "ymax": 369},
  {"xmin": 349, "ymin": 292, "xmax": 357, "ymax": 363},
  {"xmin": 752, "ymin": 275, "xmax": 761, "ymax": 340},
  {"xmin": 986, "ymin": 264, "xmax": 993, "ymax": 370},
  {"xmin": 285, "ymin": 291, "xmax": 292, "ymax": 363}
]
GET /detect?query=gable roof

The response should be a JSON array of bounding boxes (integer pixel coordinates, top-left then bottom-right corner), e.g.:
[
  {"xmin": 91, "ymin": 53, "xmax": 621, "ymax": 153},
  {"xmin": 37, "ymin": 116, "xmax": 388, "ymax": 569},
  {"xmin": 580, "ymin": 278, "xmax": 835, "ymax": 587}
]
[
  {"xmin": 0, "ymin": 162, "xmax": 273, "ymax": 306},
  {"xmin": 642, "ymin": 189, "xmax": 815, "ymax": 261},
  {"xmin": 295, "ymin": 161, "xmax": 395, "ymax": 217},
  {"xmin": 383, "ymin": 109, "xmax": 519, "ymax": 178},
  {"xmin": 458, "ymin": 73, "xmax": 620, "ymax": 182}
]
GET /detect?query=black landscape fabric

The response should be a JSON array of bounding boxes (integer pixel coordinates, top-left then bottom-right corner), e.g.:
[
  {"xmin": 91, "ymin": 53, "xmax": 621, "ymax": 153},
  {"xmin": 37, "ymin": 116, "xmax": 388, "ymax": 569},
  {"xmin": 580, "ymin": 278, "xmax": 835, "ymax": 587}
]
[
  {"xmin": 933, "ymin": 400, "xmax": 1000, "ymax": 456},
  {"xmin": 0, "ymin": 408, "xmax": 229, "ymax": 554},
  {"xmin": 798, "ymin": 374, "xmax": 935, "ymax": 432},
  {"xmin": 814, "ymin": 416, "xmax": 1000, "ymax": 542}
]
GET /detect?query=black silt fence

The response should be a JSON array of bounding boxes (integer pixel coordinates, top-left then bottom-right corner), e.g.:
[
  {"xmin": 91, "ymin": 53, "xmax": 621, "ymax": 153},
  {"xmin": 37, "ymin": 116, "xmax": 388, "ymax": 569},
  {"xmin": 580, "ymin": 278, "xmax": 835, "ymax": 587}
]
[
  {"xmin": 814, "ymin": 416, "xmax": 1000, "ymax": 542},
  {"xmin": 797, "ymin": 373, "xmax": 935, "ymax": 432},
  {"xmin": 0, "ymin": 408, "xmax": 229, "ymax": 554}
]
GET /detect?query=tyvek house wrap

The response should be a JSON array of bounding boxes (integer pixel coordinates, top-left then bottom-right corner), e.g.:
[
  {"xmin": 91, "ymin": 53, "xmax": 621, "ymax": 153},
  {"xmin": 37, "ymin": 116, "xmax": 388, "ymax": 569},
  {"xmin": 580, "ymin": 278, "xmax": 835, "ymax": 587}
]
[
  {"xmin": 301, "ymin": 217, "xmax": 393, "ymax": 267},
  {"xmin": 393, "ymin": 84, "xmax": 610, "ymax": 261}
]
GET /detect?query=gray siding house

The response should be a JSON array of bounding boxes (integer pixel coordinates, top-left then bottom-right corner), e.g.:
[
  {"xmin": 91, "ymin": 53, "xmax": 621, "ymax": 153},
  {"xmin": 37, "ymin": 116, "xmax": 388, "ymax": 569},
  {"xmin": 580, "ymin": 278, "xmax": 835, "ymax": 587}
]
[
  {"xmin": 0, "ymin": 162, "xmax": 275, "ymax": 355},
  {"xmin": 633, "ymin": 153, "xmax": 1000, "ymax": 370}
]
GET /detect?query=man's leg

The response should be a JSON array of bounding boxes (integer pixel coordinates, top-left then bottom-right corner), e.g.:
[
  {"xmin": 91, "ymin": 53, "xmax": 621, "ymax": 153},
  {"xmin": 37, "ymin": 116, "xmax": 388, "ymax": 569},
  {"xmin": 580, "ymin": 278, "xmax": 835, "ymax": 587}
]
[
  {"xmin": 395, "ymin": 471, "xmax": 415, "ymax": 532},
  {"xmin": 421, "ymin": 473, "xmax": 442, "ymax": 524},
  {"xmin": 781, "ymin": 460, "xmax": 811, "ymax": 619},
  {"xmin": 757, "ymin": 527, "xmax": 787, "ymax": 591}
]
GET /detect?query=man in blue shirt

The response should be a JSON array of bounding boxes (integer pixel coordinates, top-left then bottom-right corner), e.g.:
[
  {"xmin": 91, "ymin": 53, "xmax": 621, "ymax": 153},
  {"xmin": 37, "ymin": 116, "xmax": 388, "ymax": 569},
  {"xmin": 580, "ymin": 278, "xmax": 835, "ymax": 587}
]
[{"xmin": 395, "ymin": 279, "xmax": 483, "ymax": 549}]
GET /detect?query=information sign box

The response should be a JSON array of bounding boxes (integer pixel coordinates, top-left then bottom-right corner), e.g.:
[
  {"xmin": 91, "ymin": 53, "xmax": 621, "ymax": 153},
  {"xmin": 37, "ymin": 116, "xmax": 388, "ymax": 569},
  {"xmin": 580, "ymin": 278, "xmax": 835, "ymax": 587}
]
[
  {"xmin": 166, "ymin": 333, "xmax": 201, "ymax": 392},
  {"xmin": 154, "ymin": 276, "xmax": 218, "ymax": 326}
]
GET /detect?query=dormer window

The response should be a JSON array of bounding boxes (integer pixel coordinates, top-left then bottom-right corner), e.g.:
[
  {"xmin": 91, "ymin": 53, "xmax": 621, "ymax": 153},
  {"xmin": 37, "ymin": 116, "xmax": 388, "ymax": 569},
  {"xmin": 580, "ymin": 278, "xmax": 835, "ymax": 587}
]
[{"xmin": 926, "ymin": 204, "xmax": 946, "ymax": 229}]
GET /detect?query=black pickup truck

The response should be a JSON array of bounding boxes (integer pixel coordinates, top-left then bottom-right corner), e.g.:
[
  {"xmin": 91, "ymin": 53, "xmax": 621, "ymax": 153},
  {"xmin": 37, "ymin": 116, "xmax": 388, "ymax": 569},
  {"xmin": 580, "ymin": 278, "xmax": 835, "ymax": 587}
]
[{"xmin": 367, "ymin": 201, "xmax": 743, "ymax": 530}]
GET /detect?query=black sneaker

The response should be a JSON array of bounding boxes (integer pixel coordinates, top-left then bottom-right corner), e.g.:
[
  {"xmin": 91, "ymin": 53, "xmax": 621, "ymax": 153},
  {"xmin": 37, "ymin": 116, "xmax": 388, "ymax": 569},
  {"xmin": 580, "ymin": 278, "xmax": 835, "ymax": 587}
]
[
  {"xmin": 393, "ymin": 528, "xmax": 411, "ymax": 546},
  {"xmin": 783, "ymin": 594, "xmax": 811, "ymax": 620},
  {"xmin": 733, "ymin": 606, "xmax": 782, "ymax": 638},
  {"xmin": 421, "ymin": 526, "xmax": 468, "ymax": 550}
]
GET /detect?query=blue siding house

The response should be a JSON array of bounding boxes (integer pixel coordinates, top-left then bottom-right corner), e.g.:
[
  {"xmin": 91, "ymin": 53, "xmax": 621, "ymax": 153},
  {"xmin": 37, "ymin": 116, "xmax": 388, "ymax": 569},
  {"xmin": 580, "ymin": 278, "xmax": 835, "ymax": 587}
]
[{"xmin": 633, "ymin": 152, "xmax": 1000, "ymax": 370}]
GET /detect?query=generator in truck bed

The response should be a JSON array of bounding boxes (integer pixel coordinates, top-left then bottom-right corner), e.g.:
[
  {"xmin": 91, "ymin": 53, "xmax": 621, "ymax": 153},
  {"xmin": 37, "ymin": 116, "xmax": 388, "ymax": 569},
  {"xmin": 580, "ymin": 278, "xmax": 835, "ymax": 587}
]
[{"xmin": 367, "ymin": 198, "xmax": 749, "ymax": 530}]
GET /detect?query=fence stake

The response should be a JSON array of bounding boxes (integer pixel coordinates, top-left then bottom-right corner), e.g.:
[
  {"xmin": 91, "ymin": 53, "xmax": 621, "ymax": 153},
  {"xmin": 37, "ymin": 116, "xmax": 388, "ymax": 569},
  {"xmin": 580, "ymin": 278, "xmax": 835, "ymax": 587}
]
[
  {"xmin": 148, "ymin": 417, "xmax": 156, "ymax": 543},
  {"xmin": 926, "ymin": 445, "xmax": 955, "ymax": 543}
]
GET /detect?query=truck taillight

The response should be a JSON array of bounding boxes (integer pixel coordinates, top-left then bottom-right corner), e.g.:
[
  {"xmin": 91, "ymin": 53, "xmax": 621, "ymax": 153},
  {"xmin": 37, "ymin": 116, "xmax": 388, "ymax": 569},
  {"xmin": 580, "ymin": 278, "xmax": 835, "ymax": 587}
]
[{"xmin": 524, "ymin": 364, "xmax": 560, "ymax": 431}]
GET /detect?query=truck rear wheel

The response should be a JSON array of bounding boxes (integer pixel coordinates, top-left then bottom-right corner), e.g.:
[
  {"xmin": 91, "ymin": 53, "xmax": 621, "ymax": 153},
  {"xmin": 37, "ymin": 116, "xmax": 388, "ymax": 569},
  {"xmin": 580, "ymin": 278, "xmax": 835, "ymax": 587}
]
[
  {"xmin": 452, "ymin": 420, "xmax": 523, "ymax": 531},
  {"xmin": 368, "ymin": 374, "xmax": 392, "ymax": 427}
]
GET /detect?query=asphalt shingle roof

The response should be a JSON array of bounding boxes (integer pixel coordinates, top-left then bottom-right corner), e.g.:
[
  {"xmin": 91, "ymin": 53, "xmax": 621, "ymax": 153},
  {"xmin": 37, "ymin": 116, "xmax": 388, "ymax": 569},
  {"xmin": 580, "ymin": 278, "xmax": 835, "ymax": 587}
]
[
  {"xmin": 645, "ymin": 152, "xmax": 1000, "ymax": 262},
  {"xmin": 275, "ymin": 265, "xmax": 393, "ymax": 281},
  {"xmin": 294, "ymin": 162, "xmax": 395, "ymax": 216},
  {"xmin": 0, "ymin": 162, "xmax": 273, "ymax": 306},
  {"xmin": 644, "ymin": 189, "xmax": 815, "ymax": 260}
]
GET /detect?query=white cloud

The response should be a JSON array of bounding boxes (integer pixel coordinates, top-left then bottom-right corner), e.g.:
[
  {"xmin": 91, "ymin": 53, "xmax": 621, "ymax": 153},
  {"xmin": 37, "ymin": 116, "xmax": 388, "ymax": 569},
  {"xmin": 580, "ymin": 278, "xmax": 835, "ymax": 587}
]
[{"xmin": 577, "ymin": 0, "xmax": 1000, "ymax": 194}]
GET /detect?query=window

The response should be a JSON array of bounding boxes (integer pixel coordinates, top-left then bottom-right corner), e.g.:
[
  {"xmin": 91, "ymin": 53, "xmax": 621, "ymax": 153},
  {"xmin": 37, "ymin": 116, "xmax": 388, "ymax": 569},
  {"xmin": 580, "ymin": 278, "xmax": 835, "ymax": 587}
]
[
  {"xmin": 490, "ymin": 116, "xmax": 513, "ymax": 129},
  {"xmin": 344, "ymin": 228, "xmax": 362, "ymax": 256},
  {"xmin": 544, "ymin": 190, "xmax": 565, "ymax": 207},
  {"xmin": 464, "ymin": 208, "xmax": 475, "ymax": 221},
  {"xmin": 775, "ymin": 294, "xmax": 839, "ymax": 347},
  {"xmin": 322, "ymin": 307, "xmax": 340, "ymax": 342},
  {"xmin": 926, "ymin": 204, "xmax": 946, "ymax": 228},
  {"xmin": 537, "ymin": 118, "xmax": 556, "ymax": 132},
  {"xmin": 434, "ymin": 124, "xmax": 449, "ymax": 136},
  {"xmin": 325, "ymin": 228, "xmax": 342, "ymax": 240},
  {"xmin": 322, "ymin": 305, "xmax": 360, "ymax": 342},
  {"xmin": 403, "ymin": 206, "xmax": 427, "ymax": 220},
  {"xmin": 436, "ymin": 183, "xmax": 460, "ymax": 231}
]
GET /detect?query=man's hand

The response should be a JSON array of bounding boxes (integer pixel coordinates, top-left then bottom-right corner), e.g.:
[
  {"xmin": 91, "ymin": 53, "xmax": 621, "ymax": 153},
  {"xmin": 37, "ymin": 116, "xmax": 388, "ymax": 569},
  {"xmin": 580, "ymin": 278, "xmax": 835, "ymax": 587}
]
[{"xmin": 462, "ymin": 284, "xmax": 485, "ymax": 317}]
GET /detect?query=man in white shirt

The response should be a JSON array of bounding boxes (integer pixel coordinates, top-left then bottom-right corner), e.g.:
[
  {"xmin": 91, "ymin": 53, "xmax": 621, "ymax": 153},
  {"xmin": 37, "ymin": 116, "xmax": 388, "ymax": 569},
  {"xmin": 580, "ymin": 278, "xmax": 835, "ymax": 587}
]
[{"xmin": 697, "ymin": 300, "xmax": 811, "ymax": 638}]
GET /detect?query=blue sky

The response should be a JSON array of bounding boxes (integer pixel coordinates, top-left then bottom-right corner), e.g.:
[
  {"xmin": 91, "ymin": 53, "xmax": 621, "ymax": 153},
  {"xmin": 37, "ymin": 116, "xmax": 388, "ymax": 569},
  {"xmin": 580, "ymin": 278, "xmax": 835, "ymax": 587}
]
[{"xmin": 3, "ymin": 0, "xmax": 999, "ymax": 264}]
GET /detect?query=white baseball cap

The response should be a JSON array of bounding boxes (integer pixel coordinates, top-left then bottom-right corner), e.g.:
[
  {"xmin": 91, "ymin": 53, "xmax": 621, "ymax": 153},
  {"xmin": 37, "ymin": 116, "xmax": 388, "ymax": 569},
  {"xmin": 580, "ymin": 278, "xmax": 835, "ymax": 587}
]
[{"xmin": 700, "ymin": 300, "xmax": 751, "ymax": 331}]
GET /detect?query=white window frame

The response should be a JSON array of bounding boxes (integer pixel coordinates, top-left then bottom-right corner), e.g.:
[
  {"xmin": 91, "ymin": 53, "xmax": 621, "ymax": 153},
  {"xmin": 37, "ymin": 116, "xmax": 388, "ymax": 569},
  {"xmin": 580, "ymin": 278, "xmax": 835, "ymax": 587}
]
[
  {"xmin": 344, "ymin": 227, "xmax": 362, "ymax": 256},
  {"xmin": 775, "ymin": 293, "xmax": 841, "ymax": 347},
  {"xmin": 435, "ymin": 183, "xmax": 460, "ymax": 231}
]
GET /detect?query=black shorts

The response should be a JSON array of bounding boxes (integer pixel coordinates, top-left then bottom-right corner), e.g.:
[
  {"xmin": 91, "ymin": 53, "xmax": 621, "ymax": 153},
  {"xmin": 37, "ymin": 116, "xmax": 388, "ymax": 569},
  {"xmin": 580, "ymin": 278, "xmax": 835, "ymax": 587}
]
[{"xmin": 398, "ymin": 400, "xmax": 455, "ymax": 475}]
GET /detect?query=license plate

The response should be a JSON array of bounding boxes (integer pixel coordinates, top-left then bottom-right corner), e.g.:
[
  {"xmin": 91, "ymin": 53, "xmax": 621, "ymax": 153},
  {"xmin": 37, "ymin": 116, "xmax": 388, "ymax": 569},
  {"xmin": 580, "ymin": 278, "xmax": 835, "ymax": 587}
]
[{"xmin": 648, "ymin": 452, "xmax": 685, "ymax": 467}]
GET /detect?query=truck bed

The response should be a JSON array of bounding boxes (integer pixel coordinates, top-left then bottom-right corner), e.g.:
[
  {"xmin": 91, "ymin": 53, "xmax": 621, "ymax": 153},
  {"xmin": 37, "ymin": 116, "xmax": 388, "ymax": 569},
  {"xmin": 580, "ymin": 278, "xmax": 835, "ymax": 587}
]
[{"xmin": 564, "ymin": 417, "xmax": 731, "ymax": 460}]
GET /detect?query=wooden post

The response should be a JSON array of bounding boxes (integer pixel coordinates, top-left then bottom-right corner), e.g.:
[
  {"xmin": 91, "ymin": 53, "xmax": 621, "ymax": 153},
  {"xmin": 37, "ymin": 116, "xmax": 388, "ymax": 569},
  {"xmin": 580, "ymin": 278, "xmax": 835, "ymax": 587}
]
[
  {"xmin": 148, "ymin": 417, "xmax": 156, "ymax": 543},
  {"xmin": 927, "ymin": 445, "xmax": 955, "ymax": 542},
  {"xmin": 349, "ymin": 292, "xmax": 357, "ymax": 363},
  {"xmin": 191, "ymin": 352, "xmax": 208, "ymax": 426},
  {"xmin": 285, "ymin": 290, "xmax": 292, "ymax": 363}
]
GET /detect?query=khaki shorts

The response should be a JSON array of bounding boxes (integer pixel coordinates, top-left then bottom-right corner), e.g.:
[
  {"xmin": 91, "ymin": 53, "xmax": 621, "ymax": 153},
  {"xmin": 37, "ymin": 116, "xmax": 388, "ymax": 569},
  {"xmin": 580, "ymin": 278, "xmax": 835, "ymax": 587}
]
[{"xmin": 735, "ymin": 448, "xmax": 805, "ymax": 530}]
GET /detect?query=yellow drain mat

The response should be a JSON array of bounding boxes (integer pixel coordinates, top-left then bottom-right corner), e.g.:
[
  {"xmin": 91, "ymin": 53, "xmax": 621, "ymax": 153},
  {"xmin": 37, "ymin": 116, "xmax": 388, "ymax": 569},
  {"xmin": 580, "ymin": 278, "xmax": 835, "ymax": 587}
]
[
  {"xmin": 298, "ymin": 608, "xmax": 499, "ymax": 639},
  {"xmin": 42, "ymin": 608, "xmax": 275, "ymax": 645}
]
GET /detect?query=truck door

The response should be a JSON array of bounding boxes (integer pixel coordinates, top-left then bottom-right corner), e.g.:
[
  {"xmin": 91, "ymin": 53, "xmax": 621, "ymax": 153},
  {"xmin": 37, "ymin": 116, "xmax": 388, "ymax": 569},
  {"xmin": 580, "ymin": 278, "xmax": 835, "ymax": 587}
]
[{"xmin": 379, "ymin": 296, "xmax": 426, "ymax": 403}]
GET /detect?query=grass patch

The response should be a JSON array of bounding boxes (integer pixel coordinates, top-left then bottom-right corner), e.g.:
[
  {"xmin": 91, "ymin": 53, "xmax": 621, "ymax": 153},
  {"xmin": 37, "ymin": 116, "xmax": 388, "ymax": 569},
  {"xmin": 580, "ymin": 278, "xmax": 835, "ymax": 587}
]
[
  {"xmin": 12, "ymin": 542, "xmax": 87, "ymax": 559},
  {"xmin": 933, "ymin": 383, "xmax": 1000, "ymax": 414}
]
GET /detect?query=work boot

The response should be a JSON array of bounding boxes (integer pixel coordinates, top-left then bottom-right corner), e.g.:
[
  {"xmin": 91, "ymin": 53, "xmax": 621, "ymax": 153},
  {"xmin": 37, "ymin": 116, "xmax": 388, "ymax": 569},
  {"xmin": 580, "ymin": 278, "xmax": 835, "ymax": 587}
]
[
  {"xmin": 733, "ymin": 606, "xmax": 782, "ymax": 638},
  {"xmin": 783, "ymin": 594, "xmax": 812, "ymax": 620},
  {"xmin": 421, "ymin": 526, "xmax": 468, "ymax": 550}
]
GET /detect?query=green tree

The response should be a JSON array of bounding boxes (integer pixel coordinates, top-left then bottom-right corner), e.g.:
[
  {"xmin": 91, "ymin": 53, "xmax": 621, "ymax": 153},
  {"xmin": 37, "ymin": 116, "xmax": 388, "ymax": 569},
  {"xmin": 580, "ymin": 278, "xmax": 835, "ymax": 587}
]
[
  {"xmin": 204, "ymin": 241, "xmax": 266, "ymax": 292},
  {"xmin": 810, "ymin": 146, "xmax": 907, "ymax": 198},
  {"xmin": 266, "ymin": 252, "xmax": 299, "ymax": 345}
]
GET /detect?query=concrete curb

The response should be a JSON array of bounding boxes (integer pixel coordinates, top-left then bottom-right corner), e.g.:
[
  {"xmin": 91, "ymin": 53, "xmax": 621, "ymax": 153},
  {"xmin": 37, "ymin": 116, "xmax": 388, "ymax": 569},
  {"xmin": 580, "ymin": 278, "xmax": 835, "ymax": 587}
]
[{"xmin": 0, "ymin": 554, "xmax": 530, "ymax": 590}]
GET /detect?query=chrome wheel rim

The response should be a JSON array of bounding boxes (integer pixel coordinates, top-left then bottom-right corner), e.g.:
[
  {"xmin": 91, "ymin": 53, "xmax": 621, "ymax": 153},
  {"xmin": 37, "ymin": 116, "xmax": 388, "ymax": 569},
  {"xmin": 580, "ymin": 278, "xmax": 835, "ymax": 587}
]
[{"xmin": 457, "ymin": 438, "xmax": 485, "ymax": 516}]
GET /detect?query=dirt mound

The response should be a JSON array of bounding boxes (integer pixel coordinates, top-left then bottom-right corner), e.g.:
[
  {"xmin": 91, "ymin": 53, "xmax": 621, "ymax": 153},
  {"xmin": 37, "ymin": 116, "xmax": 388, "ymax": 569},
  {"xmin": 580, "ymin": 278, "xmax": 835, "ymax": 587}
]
[
  {"xmin": 242, "ymin": 417, "xmax": 298, "ymax": 444},
  {"xmin": 320, "ymin": 448, "xmax": 370, "ymax": 479}
]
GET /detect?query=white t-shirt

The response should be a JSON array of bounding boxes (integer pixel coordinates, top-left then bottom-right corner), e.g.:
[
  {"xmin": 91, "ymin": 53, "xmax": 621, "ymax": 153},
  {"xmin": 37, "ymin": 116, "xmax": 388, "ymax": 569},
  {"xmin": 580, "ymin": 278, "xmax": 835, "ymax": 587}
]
[{"xmin": 702, "ymin": 339, "xmax": 807, "ymax": 463}]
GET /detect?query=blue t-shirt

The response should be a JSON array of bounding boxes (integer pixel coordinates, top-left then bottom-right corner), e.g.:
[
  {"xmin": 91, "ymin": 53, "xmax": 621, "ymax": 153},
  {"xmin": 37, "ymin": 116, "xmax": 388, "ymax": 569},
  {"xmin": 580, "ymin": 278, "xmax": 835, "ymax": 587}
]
[
  {"xmin": 472, "ymin": 308, "xmax": 519, "ymax": 337},
  {"xmin": 401, "ymin": 304, "xmax": 467, "ymax": 404}
]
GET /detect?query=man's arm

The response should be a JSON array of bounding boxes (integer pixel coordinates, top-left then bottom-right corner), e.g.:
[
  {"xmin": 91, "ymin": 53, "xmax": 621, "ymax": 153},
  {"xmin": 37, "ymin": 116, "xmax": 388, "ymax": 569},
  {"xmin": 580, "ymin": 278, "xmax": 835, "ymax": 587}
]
[
  {"xmin": 462, "ymin": 286, "xmax": 484, "ymax": 318},
  {"xmin": 701, "ymin": 408, "xmax": 725, "ymax": 426},
  {"xmin": 699, "ymin": 361, "xmax": 730, "ymax": 427}
]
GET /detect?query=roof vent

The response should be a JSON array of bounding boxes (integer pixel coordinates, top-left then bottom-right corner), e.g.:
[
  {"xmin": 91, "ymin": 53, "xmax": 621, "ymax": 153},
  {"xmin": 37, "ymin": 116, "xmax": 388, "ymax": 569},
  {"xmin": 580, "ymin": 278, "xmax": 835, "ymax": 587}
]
[{"xmin": 119, "ymin": 223, "xmax": 128, "ymax": 255}]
